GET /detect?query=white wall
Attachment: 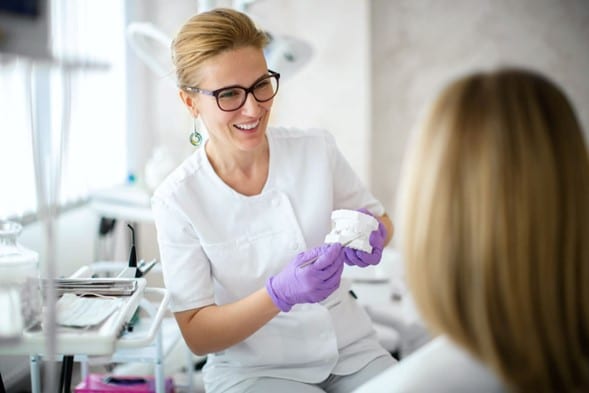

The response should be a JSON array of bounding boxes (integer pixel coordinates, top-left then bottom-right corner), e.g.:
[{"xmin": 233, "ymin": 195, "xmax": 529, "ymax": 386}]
[
  {"xmin": 371, "ymin": 0, "xmax": 589, "ymax": 219},
  {"xmin": 251, "ymin": 0, "xmax": 372, "ymax": 182}
]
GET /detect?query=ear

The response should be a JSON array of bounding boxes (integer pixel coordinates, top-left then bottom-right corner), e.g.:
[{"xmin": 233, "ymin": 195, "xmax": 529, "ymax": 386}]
[{"xmin": 179, "ymin": 90, "xmax": 199, "ymax": 117}]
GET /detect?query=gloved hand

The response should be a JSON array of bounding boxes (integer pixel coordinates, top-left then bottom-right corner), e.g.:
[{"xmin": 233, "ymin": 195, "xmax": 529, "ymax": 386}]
[
  {"xmin": 266, "ymin": 243, "xmax": 345, "ymax": 312},
  {"xmin": 343, "ymin": 208, "xmax": 387, "ymax": 267}
]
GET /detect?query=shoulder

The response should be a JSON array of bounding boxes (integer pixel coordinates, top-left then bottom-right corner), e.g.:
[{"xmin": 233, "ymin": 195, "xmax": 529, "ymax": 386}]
[
  {"xmin": 354, "ymin": 336, "xmax": 506, "ymax": 393},
  {"xmin": 151, "ymin": 149, "xmax": 206, "ymax": 206}
]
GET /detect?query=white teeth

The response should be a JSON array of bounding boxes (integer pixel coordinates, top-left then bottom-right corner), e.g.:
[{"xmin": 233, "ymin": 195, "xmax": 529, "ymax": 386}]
[{"xmin": 235, "ymin": 120, "xmax": 260, "ymax": 130}]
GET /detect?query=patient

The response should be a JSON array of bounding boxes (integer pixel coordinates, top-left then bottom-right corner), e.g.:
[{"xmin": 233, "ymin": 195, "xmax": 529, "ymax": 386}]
[{"xmin": 355, "ymin": 68, "xmax": 589, "ymax": 392}]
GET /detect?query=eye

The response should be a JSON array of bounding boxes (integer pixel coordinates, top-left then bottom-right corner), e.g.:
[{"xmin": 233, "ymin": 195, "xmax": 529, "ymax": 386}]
[
  {"xmin": 254, "ymin": 79, "xmax": 271, "ymax": 90},
  {"xmin": 218, "ymin": 88, "xmax": 242, "ymax": 100}
]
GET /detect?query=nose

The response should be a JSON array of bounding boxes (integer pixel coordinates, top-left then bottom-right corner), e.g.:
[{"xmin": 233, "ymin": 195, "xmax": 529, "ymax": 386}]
[{"xmin": 241, "ymin": 92, "xmax": 262, "ymax": 115}]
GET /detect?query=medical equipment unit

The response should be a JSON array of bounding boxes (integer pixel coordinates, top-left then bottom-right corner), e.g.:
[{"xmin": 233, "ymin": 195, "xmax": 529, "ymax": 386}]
[{"xmin": 0, "ymin": 220, "xmax": 42, "ymax": 342}]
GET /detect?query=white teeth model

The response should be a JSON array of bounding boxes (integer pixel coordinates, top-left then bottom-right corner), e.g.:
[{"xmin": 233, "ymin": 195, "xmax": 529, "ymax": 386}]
[
  {"xmin": 236, "ymin": 120, "xmax": 260, "ymax": 130},
  {"xmin": 324, "ymin": 209, "xmax": 378, "ymax": 253}
]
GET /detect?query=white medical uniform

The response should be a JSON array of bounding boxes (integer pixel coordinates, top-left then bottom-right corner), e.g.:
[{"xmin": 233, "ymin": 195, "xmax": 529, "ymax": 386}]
[{"xmin": 151, "ymin": 127, "xmax": 390, "ymax": 392}]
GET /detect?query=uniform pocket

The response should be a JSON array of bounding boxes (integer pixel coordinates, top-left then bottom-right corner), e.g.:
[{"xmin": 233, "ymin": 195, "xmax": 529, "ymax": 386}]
[
  {"xmin": 329, "ymin": 288, "xmax": 376, "ymax": 349},
  {"xmin": 202, "ymin": 229, "xmax": 296, "ymax": 304}
]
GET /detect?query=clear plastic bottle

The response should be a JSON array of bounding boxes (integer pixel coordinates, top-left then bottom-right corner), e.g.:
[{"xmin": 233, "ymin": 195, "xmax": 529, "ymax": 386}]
[{"xmin": 0, "ymin": 220, "xmax": 41, "ymax": 342}]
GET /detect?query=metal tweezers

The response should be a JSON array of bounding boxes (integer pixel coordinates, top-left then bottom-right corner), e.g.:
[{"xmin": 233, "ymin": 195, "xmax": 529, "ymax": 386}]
[{"xmin": 299, "ymin": 233, "xmax": 363, "ymax": 268}]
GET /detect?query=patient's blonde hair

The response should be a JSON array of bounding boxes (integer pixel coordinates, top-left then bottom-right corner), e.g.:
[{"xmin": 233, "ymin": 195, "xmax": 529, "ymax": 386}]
[
  {"xmin": 398, "ymin": 68, "xmax": 589, "ymax": 392},
  {"xmin": 172, "ymin": 8, "xmax": 269, "ymax": 89}
]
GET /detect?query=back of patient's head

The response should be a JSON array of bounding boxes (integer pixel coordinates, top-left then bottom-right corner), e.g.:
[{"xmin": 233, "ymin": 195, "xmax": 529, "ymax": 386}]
[{"xmin": 398, "ymin": 68, "xmax": 589, "ymax": 392}]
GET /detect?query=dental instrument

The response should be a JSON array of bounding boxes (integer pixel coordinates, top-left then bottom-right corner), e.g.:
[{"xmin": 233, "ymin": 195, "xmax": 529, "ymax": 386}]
[{"xmin": 299, "ymin": 234, "xmax": 363, "ymax": 268}]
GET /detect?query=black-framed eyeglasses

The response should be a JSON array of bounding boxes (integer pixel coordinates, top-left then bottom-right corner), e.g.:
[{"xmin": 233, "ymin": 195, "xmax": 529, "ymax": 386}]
[{"xmin": 183, "ymin": 70, "xmax": 280, "ymax": 112}]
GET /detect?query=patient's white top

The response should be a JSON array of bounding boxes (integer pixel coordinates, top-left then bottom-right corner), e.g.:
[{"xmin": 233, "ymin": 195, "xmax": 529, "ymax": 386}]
[
  {"xmin": 151, "ymin": 127, "xmax": 390, "ymax": 392},
  {"xmin": 353, "ymin": 336, "xmax": 507, "ymax": 393}
]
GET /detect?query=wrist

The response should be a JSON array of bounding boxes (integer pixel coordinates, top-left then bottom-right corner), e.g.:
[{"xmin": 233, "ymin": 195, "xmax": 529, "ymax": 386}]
[
  {"xmin": 265, "ymin": 276, "xmax": 292, "ymax": 312},
  {"xmin": 377, "ymin": 221, "xmax": 388, "ymax": 246}
]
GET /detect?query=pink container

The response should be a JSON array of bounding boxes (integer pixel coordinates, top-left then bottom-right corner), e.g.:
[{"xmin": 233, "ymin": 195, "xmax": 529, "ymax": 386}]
[{"xmin": 74, "ymin": 374, "xmax": 175, "ymax": 393}]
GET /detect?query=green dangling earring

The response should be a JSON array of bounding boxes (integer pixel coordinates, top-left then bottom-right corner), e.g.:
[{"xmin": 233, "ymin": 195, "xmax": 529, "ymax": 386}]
[{"xmin": 190, "ymin": 116, "xmax": 203, "ymax": 147}]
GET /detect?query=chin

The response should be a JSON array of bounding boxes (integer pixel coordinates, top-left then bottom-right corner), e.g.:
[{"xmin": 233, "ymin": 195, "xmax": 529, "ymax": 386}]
[
  {"xmin": 239, "ymin": 133, "xmax": 266, "ymax": 151},
  {"xmin": 235, "ymin": 123, "xmax": 268, "ymax": 146}
]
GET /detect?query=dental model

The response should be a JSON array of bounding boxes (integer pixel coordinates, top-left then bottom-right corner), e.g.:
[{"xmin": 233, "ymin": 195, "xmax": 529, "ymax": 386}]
[{"xmin": 324, "ymin": 209, "xmax": 378, "ymax": 253}]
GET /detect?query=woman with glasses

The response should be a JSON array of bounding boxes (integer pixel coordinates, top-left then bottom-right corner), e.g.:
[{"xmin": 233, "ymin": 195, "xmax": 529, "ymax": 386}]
[{"xmin": 151, "ymin": 8, "xmax": 395, "ymax": 393}]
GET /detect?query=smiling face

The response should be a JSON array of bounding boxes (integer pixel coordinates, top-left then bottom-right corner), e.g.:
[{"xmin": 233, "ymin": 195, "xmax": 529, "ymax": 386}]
[{"xmin": 181, "ymin": 46, "xmax": 274, "ymax": 159}]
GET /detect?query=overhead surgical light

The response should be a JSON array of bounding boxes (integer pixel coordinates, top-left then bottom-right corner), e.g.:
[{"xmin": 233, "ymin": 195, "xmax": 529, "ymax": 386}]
[
  {"xmin": 264, "ymin": 31, "xmax": 313, "ymax": 78},
  {"xmin": 234, "ymin": 0, "xmax": 313, "ymax": 78},
  {"xmin": 126, "ymin": 22, "xmax": 174, "ymax": 83}
]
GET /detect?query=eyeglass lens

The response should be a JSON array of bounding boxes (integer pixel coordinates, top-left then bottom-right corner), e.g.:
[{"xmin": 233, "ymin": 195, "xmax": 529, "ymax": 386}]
[{"xmin": 216, "ymin": 74, "xmax": 279, "ymax": 111}]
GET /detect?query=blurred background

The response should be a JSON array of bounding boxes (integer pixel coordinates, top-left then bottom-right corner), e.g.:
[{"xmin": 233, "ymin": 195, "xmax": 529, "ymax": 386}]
[{"xmin": 1, "ymin": 0, "xmax": 588, "ymax": 390}]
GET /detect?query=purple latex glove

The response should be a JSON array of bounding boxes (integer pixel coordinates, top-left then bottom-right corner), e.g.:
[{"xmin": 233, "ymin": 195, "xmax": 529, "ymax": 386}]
[
  {"xmin": 266, "ymin": 243, "xmax": 345, "ymax": 312},
  {"xmin": 343, "ymin": 208, "xmax": 387, "ymax": 267}
]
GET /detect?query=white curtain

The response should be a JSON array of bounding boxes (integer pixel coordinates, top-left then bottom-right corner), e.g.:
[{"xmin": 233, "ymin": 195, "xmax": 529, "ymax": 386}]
[
  {"xmin": 0, "ymin": 0, "xmax": 127, "ymax": 220},
  {"xmin": 0, "ymin": 59, "xmax": 37, "ymax": 218}
]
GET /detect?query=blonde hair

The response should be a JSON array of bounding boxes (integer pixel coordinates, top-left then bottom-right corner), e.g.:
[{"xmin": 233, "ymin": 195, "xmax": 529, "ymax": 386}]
[
  {"xmin": 172, "ymin": 8, "xmax": 269, "ymax": 88},
  {"xmin": 398, "ymin": 68, "xmax": 589, "ymax": 392}
]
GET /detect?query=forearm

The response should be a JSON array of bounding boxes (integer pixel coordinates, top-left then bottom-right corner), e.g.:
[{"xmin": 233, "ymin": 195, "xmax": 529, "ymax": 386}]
[{"xmin": 175, "ymin": 287, "xmax": 279, "ymax": 356}]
